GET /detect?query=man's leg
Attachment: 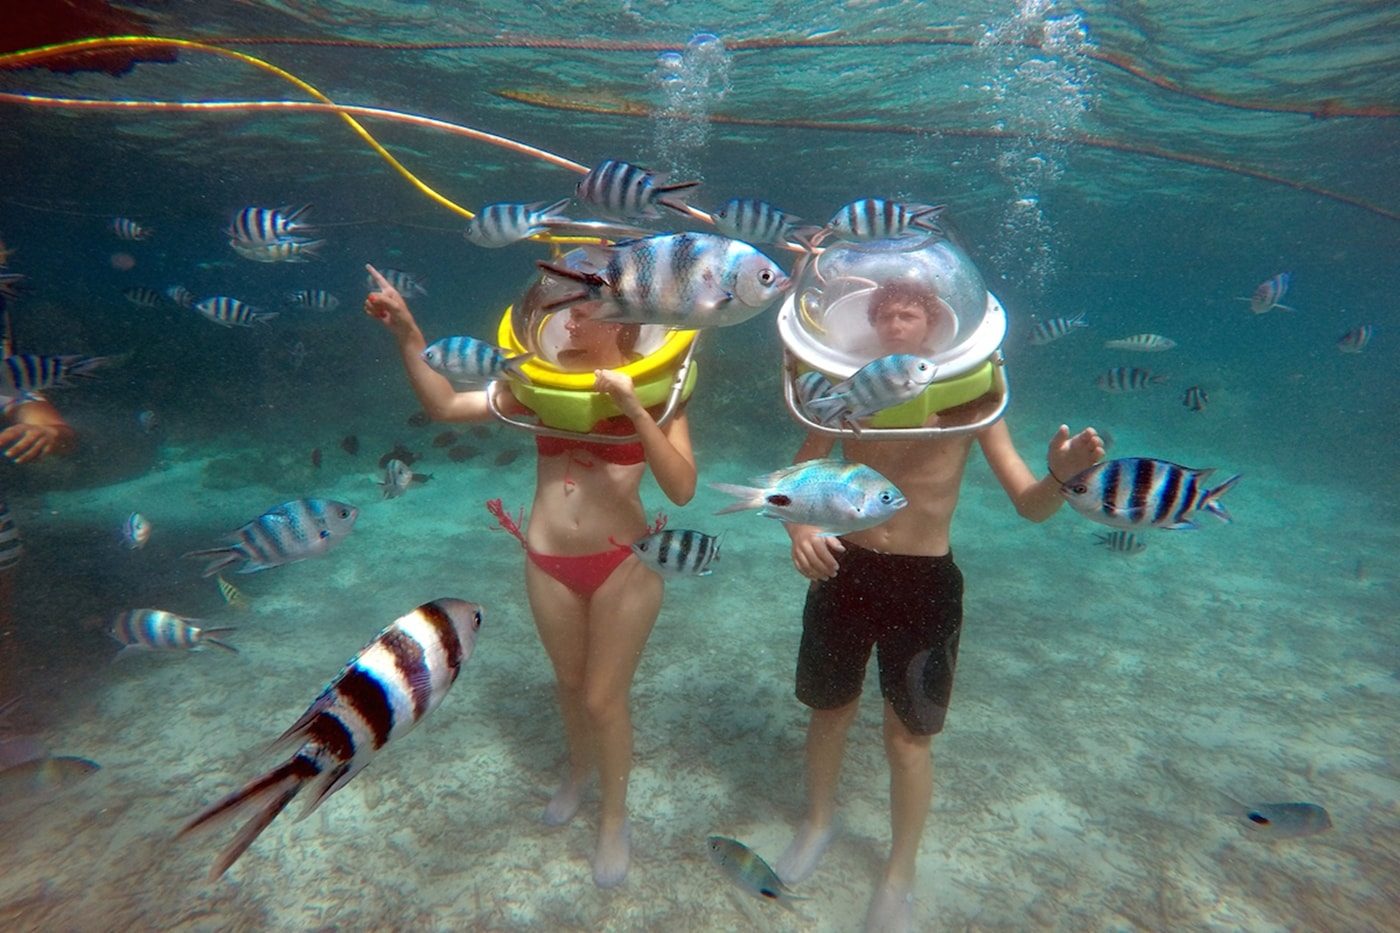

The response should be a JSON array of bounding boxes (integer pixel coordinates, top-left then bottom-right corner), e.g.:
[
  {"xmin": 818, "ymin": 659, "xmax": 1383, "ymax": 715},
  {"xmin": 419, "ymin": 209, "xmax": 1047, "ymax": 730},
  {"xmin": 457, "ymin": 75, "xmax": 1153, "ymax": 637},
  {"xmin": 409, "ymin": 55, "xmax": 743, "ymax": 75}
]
[
  {"xmin": 774, "ymin": 696, "xmax": 860, "ymax": 884},
  {"xmin": 865, "ymin": 700, "xmax": 933, "ymax": 933}
]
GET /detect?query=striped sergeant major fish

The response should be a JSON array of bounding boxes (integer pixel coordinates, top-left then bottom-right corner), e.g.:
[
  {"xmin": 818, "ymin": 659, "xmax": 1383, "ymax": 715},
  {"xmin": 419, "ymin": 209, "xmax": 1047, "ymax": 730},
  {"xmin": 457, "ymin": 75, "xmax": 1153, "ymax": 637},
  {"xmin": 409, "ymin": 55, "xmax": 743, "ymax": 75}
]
[
  {"xmin": 712, "ymin": 458, "xmax": 907, "ymax": 537},
  {"xmin": 1336, "ymin": 324, "xmax": 1373, "ymax": 353},
  {"xmin": 231, "ymin": 238, "xmax": 324, "ymax": 264},
  {"xmin": 365, "ymin": 267, "xmax": 428, "ymax": 298},
  {"xmin": 536, "ymin": 233, "xmax": 790, "ymax": 329},
  {"xmin": 1182, "ymin": 385, "xmax": 1208, "ymax": 412},
  {"xmin": 193, "ymin": 297, "xmax": 280, "ymax": 328},
  {"xmin": 631, "ymin": 528, "xmax": 722, "ymax": 577},
  {"xmin": 164, "ymin": 285, "xmax": 196, "ymax": 308},
  {"xmin": 705, "ymin": 836, "xmax": 806, "ymax": 908},
  {"xmin": 123, "ymin": 286, "xmax": 163, "ymax": 309},
  {"xmin": 793, "ymin": 369, "xmax": 834, "ymax": 419},
  {"xmin": 0, "ymin": 499, "xmax": 20, "ymax": 573},
  {"xmin": 574, "ymin": 158, "xmax": 700, "ymax": 221},
  {"xmin": 1093, "ymin": 530, "xmax": 1146, "ymax": 555},
  {"xmin": 121, "ymin": 512, "xmax": 151, "ymax": 550},
  {"xmin": 1239, "ymin": 272, "xmax": 1294, "ymax": 314},
  {"xmin": 1059, "ymin": 457, "xmax": 1242, "ymax": 531},
  {"xmin": 1095, "ymin": 367, "xmax": 1168, "ymax": 393},
  {"xmin": 1104, "ymin": 333, "xmax": 1176, "ymax": 352},
  {"xmin": 804, "ymin": 353, "xmax": 938, "ymax": 430},
  {"xmin": 1029, "ymin": 312, "xmax": 1087, "ymax": 345},
  {"xmin": 421, "ymin": 335, "xmax": 532, "ymax": 386},
  {"xmin": 183, "ymin": 498, "xmax": 359, "ymax": 577},
  {"xmin": 227, "ymin": 205, "xmax": 314, "ymax": 246},
  {"xmin": 177, "ymin": 598, "xmax": 483, "ymax": 879},
  {"xmin": 286, "ymin": 289, "xmax": 340, "ymax": 311},
  {"xmin": 824, "ymin": 198, "xmax": 946, "ymax": 242},
  {"xmin": 111, "ymin": 217, "xmax": 153, "ymax": 241},
  {"xmin": 107, "ymin": 609, "xmax": 237, "ymax": 656},
  {"xmin": 0, "ymin": 352, "xmax": 111, "ymax": 396},
  {"xmin": 216, "ymin": 574, "xmax": 251, "ymax": 610},
  {"xmin": 712, "ymin": 197, "xmax": 808, "ymax": 246},
  {"xmin": 465, "ymin": 198, "xmax": 572, "ymax": 248}
]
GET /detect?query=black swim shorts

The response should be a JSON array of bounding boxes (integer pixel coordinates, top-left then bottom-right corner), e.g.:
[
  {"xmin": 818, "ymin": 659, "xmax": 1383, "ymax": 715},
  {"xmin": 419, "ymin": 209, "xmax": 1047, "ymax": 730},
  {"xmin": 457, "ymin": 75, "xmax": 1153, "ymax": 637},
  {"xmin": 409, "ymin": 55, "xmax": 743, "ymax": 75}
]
[{"xmin": 795, "ymin": 540, "xmax": 963, "ymax": 736}]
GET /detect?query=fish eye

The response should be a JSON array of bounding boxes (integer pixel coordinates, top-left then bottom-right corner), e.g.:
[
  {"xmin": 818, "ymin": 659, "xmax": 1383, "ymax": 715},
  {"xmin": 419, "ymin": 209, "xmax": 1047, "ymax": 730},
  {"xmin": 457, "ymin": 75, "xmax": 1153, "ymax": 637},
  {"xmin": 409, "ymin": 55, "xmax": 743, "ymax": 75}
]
[
  {"xmin": 759, "ymin": 270, "xmax": 775, "ymax": 285},
  {"xmin": 339, "ymin": 508, "xmax": 351, "ymax": 518},
  {"xmin": 473, "ymin": 610, "xmax": 483, "ymax": 628},
  {"xmin": 1071, "ymin": 484, "xmax": 1087, "ymax": 494}
]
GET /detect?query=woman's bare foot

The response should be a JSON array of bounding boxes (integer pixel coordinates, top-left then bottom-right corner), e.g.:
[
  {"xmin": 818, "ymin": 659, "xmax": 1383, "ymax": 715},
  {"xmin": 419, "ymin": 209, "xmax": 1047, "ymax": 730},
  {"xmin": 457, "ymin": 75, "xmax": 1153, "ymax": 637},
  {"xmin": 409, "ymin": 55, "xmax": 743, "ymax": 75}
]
[
  {"xmin": 864, "ymin": 883, "xmax": 915, "ymax": 933},
  {"xmin": 773, "ymin": 819, "xmax": 836, "ymax": 884},
  {"xmin": 541, "ymin": 772, "xmax": 589, "ymax": 826},
  {"xmin": 591, "ymin": 819, "xmax": 631, "ymax": 888}
]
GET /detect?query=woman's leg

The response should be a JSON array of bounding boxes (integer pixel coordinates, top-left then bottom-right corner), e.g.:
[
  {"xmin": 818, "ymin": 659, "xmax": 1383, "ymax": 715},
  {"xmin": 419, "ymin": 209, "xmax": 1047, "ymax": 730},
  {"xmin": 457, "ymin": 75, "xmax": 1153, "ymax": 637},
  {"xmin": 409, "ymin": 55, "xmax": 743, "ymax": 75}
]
[
  {"xmin": 581, "ymin": 556, "xmax": 664, "ymax": 886},
  {"xmin": 523, "ymin": 559, "xmax": 593, "ymax": 824}
]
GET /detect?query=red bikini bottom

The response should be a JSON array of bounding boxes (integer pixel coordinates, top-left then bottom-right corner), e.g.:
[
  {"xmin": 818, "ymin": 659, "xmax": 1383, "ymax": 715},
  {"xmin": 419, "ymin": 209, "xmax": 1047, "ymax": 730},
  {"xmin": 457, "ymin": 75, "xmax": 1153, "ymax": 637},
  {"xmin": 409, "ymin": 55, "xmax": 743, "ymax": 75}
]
[{"xmin": 486, "ymin": 499, "xmax": 665, "ymax": 598}]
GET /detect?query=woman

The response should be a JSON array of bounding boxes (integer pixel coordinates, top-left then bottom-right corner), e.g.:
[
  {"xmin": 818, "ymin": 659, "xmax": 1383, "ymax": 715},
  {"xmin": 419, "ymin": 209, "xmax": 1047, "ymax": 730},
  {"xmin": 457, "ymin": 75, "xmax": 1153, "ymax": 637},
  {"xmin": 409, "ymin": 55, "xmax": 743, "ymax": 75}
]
[{"xmin": 364, "ymin": 263, "xmax": 696, "ymax": 888}]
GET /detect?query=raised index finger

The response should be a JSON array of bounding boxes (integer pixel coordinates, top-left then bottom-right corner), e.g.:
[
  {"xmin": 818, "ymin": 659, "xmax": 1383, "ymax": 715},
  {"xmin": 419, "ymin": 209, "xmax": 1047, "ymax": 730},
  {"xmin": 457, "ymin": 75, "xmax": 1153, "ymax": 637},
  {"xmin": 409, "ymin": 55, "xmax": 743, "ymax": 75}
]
[{"xmin": 364, "ymin": 263, "xmax": 390, "ymax": 291}]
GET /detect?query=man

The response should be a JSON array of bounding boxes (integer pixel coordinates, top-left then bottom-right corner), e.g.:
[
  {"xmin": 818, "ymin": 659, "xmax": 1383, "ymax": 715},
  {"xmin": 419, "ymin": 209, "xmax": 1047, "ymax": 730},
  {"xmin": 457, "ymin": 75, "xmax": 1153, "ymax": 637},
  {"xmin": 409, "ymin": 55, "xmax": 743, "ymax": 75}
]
[{"xmin": 775, "ymin": 280, "xmax": 1103, "ymax": 932}]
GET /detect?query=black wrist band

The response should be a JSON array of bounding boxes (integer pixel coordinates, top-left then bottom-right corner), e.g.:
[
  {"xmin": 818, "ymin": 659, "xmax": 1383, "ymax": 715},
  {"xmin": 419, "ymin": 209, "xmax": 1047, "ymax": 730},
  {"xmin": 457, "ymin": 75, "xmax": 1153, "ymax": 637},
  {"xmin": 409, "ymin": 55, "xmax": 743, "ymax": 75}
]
[{"xmin": 1048, "ymin": 467, "xmax": 1068, "ymax": 484}]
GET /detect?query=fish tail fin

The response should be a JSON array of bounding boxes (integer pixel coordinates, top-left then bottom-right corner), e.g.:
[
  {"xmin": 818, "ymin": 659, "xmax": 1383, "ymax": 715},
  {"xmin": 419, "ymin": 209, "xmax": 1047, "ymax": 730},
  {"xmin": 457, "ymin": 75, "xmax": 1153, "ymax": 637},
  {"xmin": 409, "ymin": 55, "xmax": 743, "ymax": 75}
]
[
  {"xmin": 295, "ymin": 760, "xmax": 355, "ymax": 821},
  {"xmin": 183, "ymin": 547, "xmax": 244, "ymax": 578},
  {"xmin": 199, "ymin": 627, "xmax": 239, "ymax": 653},
  {"xmin": 63, "ymin": 355, "xmax": 114, "ymax": 379},
  {"xmin": 295, "ymin": 239, "xmax": 326, "ymax": 261},
  {"xmin": 501, "ymin": 352, "xmax": 534, "ymax": 385},
  {"xmin": 653, "ymin": 180, "xmax": 701, "ymax": 216},
  {"xmin": 1274, "ymin": 302, "xmax": 1297, "ymax": 312},
  {"xmin": 538, "ymin": 197, "xmax": 572, "ymax": 223},
  {"xmin": 709, "ymin": 482, "xmax": 766, "ymax": 515},
  {"xmin": 254, "ymin": 311, "xmax": 280, "ymax": 325},
  {"xmin": 283, "ymin": 203, "xmax": 313, "ymax": 227},
  {"xmin": 1201, "ymin": 473, "xmax": 1242, "ymax": 523},
  {"xmin": 178, "ymin": 753, "xmax": 320, "ymax": 880}
]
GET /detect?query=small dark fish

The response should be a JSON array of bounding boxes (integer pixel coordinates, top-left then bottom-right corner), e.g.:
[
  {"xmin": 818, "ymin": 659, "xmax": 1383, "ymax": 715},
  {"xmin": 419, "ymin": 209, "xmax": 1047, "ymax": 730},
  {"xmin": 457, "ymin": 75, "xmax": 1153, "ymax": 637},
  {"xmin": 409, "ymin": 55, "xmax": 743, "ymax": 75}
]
[
  {"xmin": 407, "ymin": 411, "xmax": 431, "ymax": 428},
  {"xmin": 310, "ymin": 447, "xmax": 322, "ymax": 469},
  {"xmin": 379, "ymin": 444, "xmax": 418, "ymax": 469},
  {"xmin": 493, "ymin": 449, "xmax": 520, "ymax": 467},
  {"xmin": 1093, "ymin": 530, "xmax": 1146, "ymax": 555},
  {"xmin": 1237, "ymin": 801, "xmax": 1332, "ymax": 839},
  {"xmin": 1182, "ymin": 385, "xmax": 1208, "ymax": 412},
  {"xmin": 432, "ymin": 430, "xmax": 460, "ymax": 448},
  {"xmin": 340, "ymin": 434, "xmax": 359, "ymax": 456},
  {"xmin": 470, "ymin": 425, "xmax": 492, "ymax": 439},
  {"xmin": 447, "ymin": 445, "xmax": 478, "ymax": 462},
  {"xmin": 1336, "ymin": 325, "xmax": 1373, "ymax": 353}
]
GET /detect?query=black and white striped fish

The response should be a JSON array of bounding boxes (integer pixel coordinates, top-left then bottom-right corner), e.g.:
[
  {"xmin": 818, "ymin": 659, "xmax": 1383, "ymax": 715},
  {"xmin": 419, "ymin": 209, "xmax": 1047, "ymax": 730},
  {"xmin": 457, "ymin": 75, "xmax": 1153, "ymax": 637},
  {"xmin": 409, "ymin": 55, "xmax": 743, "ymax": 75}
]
[
  {"xmin": 1182, "ymin": 385, "xmax": 1208, "ymax": 412},
  {"xmin": 193, "ymin": 297, "xmax": 280, "ymax": 328},
  {"xmin": 183, "ymin": 498, "xmax": 359, "ymax": 576},
  {"xmin": 286, "ymin": 289, "xmax": 340, "ymax": 311},
  {"xmin": 1104, "ymin": 333, "xmax": 1176, "ymax": 352},
  {"xmin": 1337, "ymin": 325, "xmax": 1373, "ymax": 353},
  {"xmin": 111, "ymin": 217, "xmax": 153, "ymax": 241},
  {"xmin": 793, "ymin": 370, "xmax": 834, "ymax": 420},
  {"xmin": 575, "ymin": 159, "xmax": 700, "ymax": 221},
  {"xmin": 825, "ymin": 198, "xmax": 945, "ymax": 242},
  {"xmin": 366, "ymin": 268, "xmax": 428, "ymax": 298},
  {"xmin": 465, "ymin": 198, "xmax": 572, "ymax": 248},
  {"xmin": 1095, "ymin": 367, "xmax": 1168, "ymax": 393},
  {"xmin": 227, "ymin": 206, "xmax": 314, "ymax": 246},
  {"xmin": 421, "ymin": 336, "xmax": 532, "ymax": 386},
  {"xmin": 0, "ymin": 353, "xmax": 110, "ymax": 395},
  {"xmin": 804, "ymin": 353, "xmax": 938, "ymax": 428},
  {"xmin": 177, "ymin": 598, "xmax": 483, "ymax": 879},
  {"xmin": 1060, "ymin": 457, "xmax": 1241, "ymax": 531},
  {"xmin": 1093, "ymin": 530, "xmax": 1146, "ymax": 555},
  {"xmin": 0, "ymin": 499, "xmax": 20, "ymax": 572},
  {"xmin": 230, "ymin": 238, "xmax": 323, "ymax": 264},
  {"xmin": 712, "ymin": 197, "xmax": 805, "ymax": 245},
  {"xmin": 123, "ymin": 286, "xmax": 163, "ymax": 309},
  {"xmin": 107, "ymin": 609, "xmax": 236, "ymax": 656},
  {"xmin": 1029, "ymin": 313, "xmax": 1087, "ymax": 345},
  {"xmin": 631, "ymin": 528, "xmax": 722, "ymax": 576},
  {"xmin": 165, "ymin": 285, "xmax": 196, "ymax": 308}
]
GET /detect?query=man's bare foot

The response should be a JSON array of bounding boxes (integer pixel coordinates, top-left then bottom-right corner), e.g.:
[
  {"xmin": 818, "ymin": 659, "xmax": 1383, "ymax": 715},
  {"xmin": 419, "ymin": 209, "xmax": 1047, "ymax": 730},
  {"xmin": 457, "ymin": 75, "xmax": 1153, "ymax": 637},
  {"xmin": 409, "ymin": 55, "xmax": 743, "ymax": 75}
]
[
  {"xmin": 541, "ymin": 773, "xmax": 589, "ymax": 826},
  {"xmin": 864, "ymin": 883, "xmax": 915, "ymax": 933},
  {"xmin": 773, "ymin": 819, "xmax": 836, "ymax": 884},
  {"xmin": 592, "ymin": 819, "xmax": 631, "ymax": 888}
]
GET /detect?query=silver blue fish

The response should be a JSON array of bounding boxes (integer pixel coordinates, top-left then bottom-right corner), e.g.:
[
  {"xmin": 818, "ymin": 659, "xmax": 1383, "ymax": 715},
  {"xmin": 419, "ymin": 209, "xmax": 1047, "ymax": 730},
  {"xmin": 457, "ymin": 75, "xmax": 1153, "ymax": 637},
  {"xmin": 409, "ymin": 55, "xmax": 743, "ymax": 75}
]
[
  {"xmin": 1092, "ymin": 530, "xmax": 1146, "ymax": 555},
  {"xmin": 825, "ymin": 198, "xmax": 945, "ymax": 241},
  {"xmin": 1095, "ymin": 367, "xmax": 1167, "ymax": 392},
  {"xmin": 0, "ymin": 353, "xmax": 109, "ymax": 396},
  {"xmin": 575, "ymin": 158, "xmax": 699, "ymax": 220},
  {"xmin": 122, "ymin": 512, "xmax": 151, "ymax": 550},
  {"xmin": 227, "ymin": 206, "xmax": 313, "ymax": 246},
  {"xmin": 0, "ymin": 756, "xmax": 100, "ymax": 800},
  {"xmin": 1029, "ymin": 313, "xmax": 1087, "ymax": 345},
  {"xmin": 1104, "ymin": 333, "xmax": 1176, "ymax": 352},
  {"xmin": 804, "ymin": 354, "xmax": 938, "ymax": 427},
  {"xmin": 712, "ymin": 197, "xmax": 805, "ymax": 245},
  {"xmin": 706, "ymin": 836, "xmax": 805, "ymax": 908},
  {"xmin": 107, "ymin": 609, "xmax": 236, "ymax": 655},
  {"xmin": 1060, "ymin": 458, "xmax": 1241, "ymax": 531},
  {"xmin": 631, "ymin": 528, "xmax": 722, "ymax": 576},
  {"xmin": 287, "ymin": 289, "xmax": 340, "ymax": 311},
  {"xmin": 178, "ymin": 598, "xmax": 483, "ymax": 879},
  {"xmin": 537, "ymin": 233, "xmax": 790, "ymax": 329},
  {"xmin": 465, "ymin": 198, "xmax": 572, "ymax": 248},
  {"xmin": 182, "ymin": 498, "xmax": 359, "ymax": 576},
  {"xmin": 1236, "ymin": 801, "xmax": 1332, "ymax": 839},
  {"xmin": 711, "ymin": 458, "xmax": 907, "ymax": 536},
  {"xmin": 1337, "ymin": 325, "xmax": 1373, "ymax": 353},
  {"xmin": 421, "ymin": 336, "xmax": 532, "ymax": 385},
  {"xmin": 367, "ymin": 268, "xmax": 428, "ymax": 297},
  {"xmin": 194, "ymin": 297, "xmax": 279, "ymax": 328},
  {"xmin": 378, "ymin": 458, "xmax": 421, "ymax": 500},
  {"xmin": 111, "ymin": 217, "xmax": 153, "ymax": 241}
]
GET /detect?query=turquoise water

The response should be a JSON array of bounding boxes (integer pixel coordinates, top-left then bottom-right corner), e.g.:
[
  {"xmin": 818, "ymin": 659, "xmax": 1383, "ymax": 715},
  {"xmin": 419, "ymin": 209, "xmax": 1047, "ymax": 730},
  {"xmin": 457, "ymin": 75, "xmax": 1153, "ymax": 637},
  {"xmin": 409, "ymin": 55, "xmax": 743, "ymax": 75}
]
[{"xmin": 1, "ymin": 2, "xmax": 1396, "ymax": 929}]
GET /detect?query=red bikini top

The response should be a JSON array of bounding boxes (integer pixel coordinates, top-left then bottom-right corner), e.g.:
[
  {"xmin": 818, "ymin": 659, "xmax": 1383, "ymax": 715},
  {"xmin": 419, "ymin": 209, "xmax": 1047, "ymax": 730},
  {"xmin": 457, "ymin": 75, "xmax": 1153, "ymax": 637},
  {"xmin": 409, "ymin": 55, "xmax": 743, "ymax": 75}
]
[{"xmin": 535, "ymin": 414, "xmax": 645, "ymax": 465}]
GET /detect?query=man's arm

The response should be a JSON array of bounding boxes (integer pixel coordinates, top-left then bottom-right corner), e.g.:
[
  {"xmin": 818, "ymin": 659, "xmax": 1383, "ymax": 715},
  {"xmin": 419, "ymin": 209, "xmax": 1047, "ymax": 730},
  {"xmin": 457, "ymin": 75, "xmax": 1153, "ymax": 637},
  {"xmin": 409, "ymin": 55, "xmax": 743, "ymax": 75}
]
[
  {"xmin": 978, "ymin": 420, "xmax": 1103, "ymax": 523},
  {"xmin": 785, "ymin": 431, "xmax": 844, "ymax": 579},
  {"xmin": 0, "ymin": 398, "xmax": 76, "ymax": 464}
]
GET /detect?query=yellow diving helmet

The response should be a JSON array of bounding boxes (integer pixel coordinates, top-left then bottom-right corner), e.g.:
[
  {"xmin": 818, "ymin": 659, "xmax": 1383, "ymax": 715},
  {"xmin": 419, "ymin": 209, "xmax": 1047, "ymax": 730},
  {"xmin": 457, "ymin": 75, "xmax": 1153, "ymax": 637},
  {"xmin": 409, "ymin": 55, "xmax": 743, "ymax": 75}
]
[
  {"xmin": 488, "ymin": 247, "xmax": 698, "ymax": 435},
  {"xmin": 776, "ymin": 233, "xmax": 1009, "ymax": 437}
]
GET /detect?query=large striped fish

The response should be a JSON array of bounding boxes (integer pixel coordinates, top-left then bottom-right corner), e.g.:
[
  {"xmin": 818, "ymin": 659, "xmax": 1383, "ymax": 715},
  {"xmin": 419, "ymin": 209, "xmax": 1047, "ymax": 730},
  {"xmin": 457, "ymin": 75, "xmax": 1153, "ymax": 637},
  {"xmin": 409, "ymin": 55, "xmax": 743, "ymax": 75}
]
[
  {"xmin": 178, "ymin": 598, "xmax": 483, "ymax": 879},
  {"xmin": 804, "ymin": 353, "xmax": 938, "ymax": 428},
  {"xmin": 1060, "ymin": 457, "xmax": 1241, "ymax": 531},
  {"xmin": 537, "ymin": 233, "xmax": 790, "ymax": 329},
  {"xmin": 825, "ymin": 198, "xmax": 945, "ymax": 242},
  {"xmin": 465, "ymin": 199, "xmax": 572, "ymax": 248},
  {"xmin": 421, "ymin": 336, "xmax": 532, "ymax": 386},
  {"xmin": 183, "ymin": 498, "xmax": 359, "ymax": 576},
  {"xmin": 630, "ymin": 528, "xmax": 722, "ymax": 576},
  {"xmin": 712, "ymin": 197, "xmax": 807, "ymax": 245},
  {"xmin": 227, "ymin": 206, "xmax": 314, "ymax": 246},
  {"xmin": 107, "ymin": 609, "xmax": 236, "ymax": 656},
  {"xmin": 0, "ymin": 352, "xmax": 110, "ymax": 396},
  {"xmin": 574, "ymin": 158, "xmax": 699, "ymax": 220},
  {"xmin": 1029, "ymin": 313, "xmax": 1087, "ymax": 346},
  {"xmin": 194, "ymin": 297, "xmax": 280, "ymax": 328}
]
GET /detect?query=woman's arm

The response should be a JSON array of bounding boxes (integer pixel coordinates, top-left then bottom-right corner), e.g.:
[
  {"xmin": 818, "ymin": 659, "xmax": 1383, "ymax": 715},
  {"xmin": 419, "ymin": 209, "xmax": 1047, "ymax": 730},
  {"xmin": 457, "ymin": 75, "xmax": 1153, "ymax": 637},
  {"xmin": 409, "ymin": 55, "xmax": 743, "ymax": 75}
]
[
  {"xmin": 593, "ymin": 369, "xmax": 697, "ymax": 505},
  {"xmin": 363, "ymin": 263, "xmax": 491, "ymax": 423},
  {"xmin": 978, "ymin": 420, "xmax": 1103, "ymax": 522},
  {"xmin": 0, "ymin": 398, "xmax": 76, "ymax": 464}
]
